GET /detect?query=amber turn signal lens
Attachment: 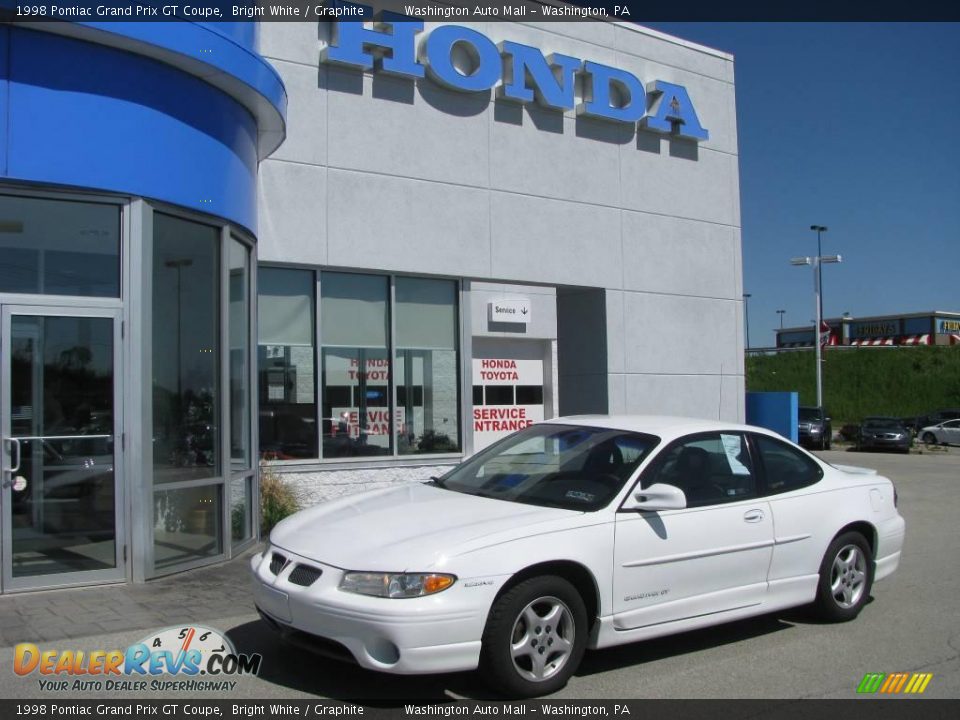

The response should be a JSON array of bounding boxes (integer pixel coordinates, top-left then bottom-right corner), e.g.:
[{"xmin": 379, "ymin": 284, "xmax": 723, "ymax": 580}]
[{"xmin": 423, "ymin": 574, "xmax": 455, "ymax": 594}]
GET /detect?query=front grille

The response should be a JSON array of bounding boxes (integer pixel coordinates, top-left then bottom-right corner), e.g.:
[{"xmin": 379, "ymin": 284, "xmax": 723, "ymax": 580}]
[
  {"xmin": 289, "ymin": 564, "xmax": 323, "ymax": 587},
  {"xmin": 269, "ymin": 552, "xmax": 288, "ymax": 576}
]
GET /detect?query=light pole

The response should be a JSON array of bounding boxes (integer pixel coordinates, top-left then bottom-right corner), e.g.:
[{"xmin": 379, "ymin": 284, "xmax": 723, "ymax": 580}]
[
  {"xmin": 791, "ymin": 254, "xmax": 842, "ymax": 408},
  {"xmin": 810, "ymin": 225, "xmax": 828, "ymax": 322},
  {"xmin": 777, "ymin": 309, "xmax": 786, "ymax": 328},
  {"xmin": 743, "ymin": 293, "xmax": 752, "ymax": 351}
]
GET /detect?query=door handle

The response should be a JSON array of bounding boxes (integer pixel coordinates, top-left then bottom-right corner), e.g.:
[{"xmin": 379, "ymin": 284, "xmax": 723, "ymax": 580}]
[
  {"xmin": 743, "ymin": 509, "xmax": 765, "ymax": 523},
  {"xmin": 4, "ymin": 437, "xmax": 21, "ymax": 474}
]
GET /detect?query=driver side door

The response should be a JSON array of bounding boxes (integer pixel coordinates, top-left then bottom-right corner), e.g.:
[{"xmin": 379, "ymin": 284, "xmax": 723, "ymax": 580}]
[{"xmin": 612, "ymin": 432, "xmax": 772, "ymax": 630}]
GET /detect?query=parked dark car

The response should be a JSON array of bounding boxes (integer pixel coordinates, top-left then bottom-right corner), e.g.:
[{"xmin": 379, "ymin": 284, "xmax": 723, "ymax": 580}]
[
  {"xmin": 857, "ymin": 417, "xmax": 912, "ymax": 453},
  {"xmin": 798, "ymin": 406, "xmax": 832, "ymax": 450}
]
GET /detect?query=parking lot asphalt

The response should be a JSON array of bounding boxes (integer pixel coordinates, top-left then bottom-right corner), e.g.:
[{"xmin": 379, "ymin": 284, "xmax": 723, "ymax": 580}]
[{"xmin": 0, "ymin": 447, "xmax": 957, "ymax": 700}]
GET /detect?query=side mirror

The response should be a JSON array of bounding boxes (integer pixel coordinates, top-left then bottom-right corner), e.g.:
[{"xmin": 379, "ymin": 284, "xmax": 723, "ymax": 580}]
[{"xmin": 621, "ymin": 483, "xmax": 687, "ymax": 511}]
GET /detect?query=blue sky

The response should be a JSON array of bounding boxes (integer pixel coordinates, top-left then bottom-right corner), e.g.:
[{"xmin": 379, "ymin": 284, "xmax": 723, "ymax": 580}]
[{"xmin": 646, "ymin": 23, "xmax": 960, "ymax": 347}]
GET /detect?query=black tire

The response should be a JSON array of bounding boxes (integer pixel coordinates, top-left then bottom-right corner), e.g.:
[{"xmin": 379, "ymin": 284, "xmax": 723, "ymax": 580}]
[
  {"xmin": 812, "ymin": 531, "xmax": 874, "ymax": 622},
  {"xmin": 922, "ymin": 432, "xmax": 937, "ymax": 445},
  {"xmin": 480, "ymin": 575, "xmax": 588, "ymax": 698}
]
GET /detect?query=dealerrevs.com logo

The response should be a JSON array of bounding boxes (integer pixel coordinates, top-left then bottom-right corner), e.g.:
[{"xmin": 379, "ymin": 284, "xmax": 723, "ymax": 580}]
[
  {"xmin": 14, "ymin": 625, "xmax": 262, "ymax": 692},
  {"xmin": 857, "ymin": 672, "xmax": 934, "ymax": 695}
]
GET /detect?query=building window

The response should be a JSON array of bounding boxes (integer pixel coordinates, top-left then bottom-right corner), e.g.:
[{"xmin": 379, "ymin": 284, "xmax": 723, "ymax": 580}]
[
  {"xmin": 395, "ymin": 277, "xmax": 460, "ymax": 455},
  {"xmin": 258, "ymin": 267, "xmax": 318, "ymax": 460},
  {"xmin": 229, "ymin": 238, "xmax": 255, "ymax": 545},
  {"xmin": 0, "ymin": 194, "xmax": 120, "ymax": 297},
  {"xmin": 152, "ymin": 213, "xmax": 220, "ymax": 482},
  {"xmin": 153, "ymin": 484, "xmax": 222, "ymax": 571},
  {"xmin": 321, "ymin": 272, "xmax": 392, "ymax": 458},
  {"xmin": 257, "ymin": 270, "xmax": 462, "ymax": 461},
  {"xmin": 229, "ymin": 238, "xmax": 252, "ymax": 471}
]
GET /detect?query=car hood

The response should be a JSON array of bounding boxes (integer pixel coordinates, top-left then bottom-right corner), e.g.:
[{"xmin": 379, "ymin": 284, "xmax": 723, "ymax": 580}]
[{"xmin": 269, "ymin": 483, "xmax": 579, "ymax": 571}]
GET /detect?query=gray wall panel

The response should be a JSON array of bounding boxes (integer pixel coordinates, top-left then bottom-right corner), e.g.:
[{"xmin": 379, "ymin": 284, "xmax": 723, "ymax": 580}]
[
  {"xmin": 489, "ymin": 193, "xmax": 621, "ymax": 288},
  {"xmin": 326, "ymin": 70, "xmax": 490, "ymax": 189},
  {"xmin": 620, "ymin": 212, "xmax": 739, "ymax": 299},
  {"xmin": 326, "ymin": 169, "xmax": 491, "ymax": 278},
  {"xmin": 258, "ymin": 161, "xmax": 327, "ymax": 266}
]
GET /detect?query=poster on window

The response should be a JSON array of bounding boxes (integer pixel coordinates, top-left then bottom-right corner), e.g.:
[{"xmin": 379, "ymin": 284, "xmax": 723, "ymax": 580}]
[
  {"xmin": 472, "ymin": 358, "xmax": 545, "ymax": 451},
  {"xmin": 323, "ymin": 352, "xmax": 398, "ymax": 452}
]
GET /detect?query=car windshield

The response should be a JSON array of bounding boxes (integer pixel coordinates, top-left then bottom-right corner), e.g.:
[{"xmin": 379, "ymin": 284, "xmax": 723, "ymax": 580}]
[
  {"xmin": 798, "ymin": 408, "xmax": 822, "ymax": 422},
  {"xmin": 435, "ymin": 424, "xmax": 660, "ymax": 511},
  {"xmin": 863, "ymin": 418, "xmax": 902, "ymax": 430}
]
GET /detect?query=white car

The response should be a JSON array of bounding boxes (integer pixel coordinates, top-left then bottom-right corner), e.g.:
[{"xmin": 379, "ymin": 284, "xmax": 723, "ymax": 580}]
[
  {"xmin": 251, "ymin": 416, "xmax": 905, "ymax": 697},
  {"xmin": 920, "ymin": 419, "xmax": 960, "ymax": 446}
]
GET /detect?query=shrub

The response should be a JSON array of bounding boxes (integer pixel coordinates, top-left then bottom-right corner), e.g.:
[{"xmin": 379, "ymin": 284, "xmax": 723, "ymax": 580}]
[{"xmin": 260, "ymin": 463, "xmax": 300, "ymax": 536}]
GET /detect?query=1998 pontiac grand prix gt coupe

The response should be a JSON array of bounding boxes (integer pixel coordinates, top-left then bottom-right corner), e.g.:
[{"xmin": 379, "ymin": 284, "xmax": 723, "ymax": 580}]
[{"xmin": 252, "ymin": 416, "xmax": 905, "ymax": 697}]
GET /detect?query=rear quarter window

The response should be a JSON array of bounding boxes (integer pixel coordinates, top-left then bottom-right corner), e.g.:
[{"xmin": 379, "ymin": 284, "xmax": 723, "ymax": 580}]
[{"xmin": 754, "ymin": 434, "xmax": 824, "ymax": 494}]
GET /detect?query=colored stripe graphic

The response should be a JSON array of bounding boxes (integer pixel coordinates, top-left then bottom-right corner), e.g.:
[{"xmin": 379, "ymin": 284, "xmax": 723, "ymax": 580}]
[
  {"xmin": 858, "ymin": 672, "xmax": 932, "ymax": 694},
  {"xmin": 857, "ymin": 673, "xmax": 885, "ymax": 693}
]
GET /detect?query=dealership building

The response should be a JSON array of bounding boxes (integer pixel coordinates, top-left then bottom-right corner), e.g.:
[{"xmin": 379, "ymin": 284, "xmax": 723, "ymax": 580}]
[
  {"xmin": 0, "ymin": 8, "xmax": 743, "ymax": 590},
  {"xmin": 776, "ymin": 311, "xmax": 960, "ymax": 348}
]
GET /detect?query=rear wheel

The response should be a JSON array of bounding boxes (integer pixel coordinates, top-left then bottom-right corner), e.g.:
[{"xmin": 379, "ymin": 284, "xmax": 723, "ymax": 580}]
[
  {"xmin": 480, "ymin": 576, "xmax": 587, "ymax": 698},
  {"xmin": 812, "ymin": 532, "xmax": 873, "ymax": 622}
]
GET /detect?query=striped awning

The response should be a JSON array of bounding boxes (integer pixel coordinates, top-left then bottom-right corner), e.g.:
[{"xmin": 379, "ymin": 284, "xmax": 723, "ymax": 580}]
[
  {"xmin": 951, "ymin": 334, "xmax": 960, "ymax": 345},
  {"xmin": 852, "ymin": 337, "xmax": 895, "ymax": 347},
  {"xmin": 901, "ymin": 334, "xmax": 931, "ymax": 346}
]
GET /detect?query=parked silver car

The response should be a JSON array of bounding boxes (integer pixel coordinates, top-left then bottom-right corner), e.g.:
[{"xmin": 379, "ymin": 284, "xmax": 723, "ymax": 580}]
[{"xmin": 920, "ymin": 419, "xmax": 960, "ymax": 446}]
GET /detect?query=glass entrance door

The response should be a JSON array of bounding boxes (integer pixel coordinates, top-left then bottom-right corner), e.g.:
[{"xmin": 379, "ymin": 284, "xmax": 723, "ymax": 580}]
[{"xmin": 1, "ymin": 306, "xmax": 124, "ymax": 591}]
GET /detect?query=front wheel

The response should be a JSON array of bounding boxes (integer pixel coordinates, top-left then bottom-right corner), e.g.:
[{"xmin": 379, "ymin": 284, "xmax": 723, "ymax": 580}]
[
  {"xmin": 812, "ymin": 532, "xmax": 874, "ymax": 622},
  {"xmin": 480, "ymin": 576, "xmax": 587, "ymax": 698},
  {"xmin": 922, "ymin": 432, "xmax": 937, "ymax": 445}
]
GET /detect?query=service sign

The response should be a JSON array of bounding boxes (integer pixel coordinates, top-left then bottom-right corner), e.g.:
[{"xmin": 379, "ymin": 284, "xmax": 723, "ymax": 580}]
[
  {"xmin": 321, "ymin": 2, "xmax": 709, "ymax": 142},
  {"xmin": 489, "ymin": 298, "xmax": 531, "ymax": 325},
  {"xmin": 473, "ymin": 358, "xmax": 545, "ymax": 450}
]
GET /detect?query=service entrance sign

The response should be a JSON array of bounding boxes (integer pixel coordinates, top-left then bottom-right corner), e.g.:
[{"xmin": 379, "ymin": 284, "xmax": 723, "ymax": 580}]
[{"xmin": 472, "ymin": 357, "xmax": 544, "ymax": 450}]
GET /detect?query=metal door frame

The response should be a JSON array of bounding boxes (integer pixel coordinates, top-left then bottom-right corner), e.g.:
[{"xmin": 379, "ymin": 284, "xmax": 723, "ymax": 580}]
[{"xmin": 1, "ymin": 303, "xmax": 126, "ymax": 592}]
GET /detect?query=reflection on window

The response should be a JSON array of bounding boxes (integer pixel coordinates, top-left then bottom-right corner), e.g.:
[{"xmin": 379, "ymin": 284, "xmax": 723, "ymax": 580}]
[
  {"xmin": 152, "ymin": 214, "xmax": 220, "ymax": 482},
  {"xmin": 0, "ymin": 195, "xmax": 120, "ymax": 297},
  {"xmin": 153, "ymin": 484, "xmax": 223, "ymax": 570},
  {"xmin": 321, "ymin": 272, "xmax": 391, "ymax": 458},
  {"xmin": 258, "ymin": 268, "xmax": 318, "ymax": 460},
  {"xmin": 644, "ymin": 434, "xmax": 756, "ymax": 508},
  {"xmin": 10, "ymin": 316, "xmax": 117, "ymax": 577},
  {"xmin": 396, "ymin": 277, "xmax": 460, "ymax": 455},
  {"xmin": 755, "ymin": 435, "xmax": 822, "ymax": 494},
  {"xmin": 229, "ymin": 239, "xmax": 252, "ymax": 471},
  {"xmin": 231, "ymin": 475, "xmax": 253, "ymax": 544}
]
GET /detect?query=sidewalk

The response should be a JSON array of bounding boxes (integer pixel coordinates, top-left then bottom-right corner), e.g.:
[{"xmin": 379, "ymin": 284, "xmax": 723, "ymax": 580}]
[{"xmin": 0, "ymin": 546, "xmax": 261, "ymax": 647}]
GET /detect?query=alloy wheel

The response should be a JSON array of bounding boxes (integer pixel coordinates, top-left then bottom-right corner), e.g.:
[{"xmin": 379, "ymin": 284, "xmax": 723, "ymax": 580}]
[
  {"xmin": 509, "ymin": 596, "xmax": 575, "ymax": 682},
  {"xmin": 830, "ymin": 544, "xmax": 867, "ymax": 609}
]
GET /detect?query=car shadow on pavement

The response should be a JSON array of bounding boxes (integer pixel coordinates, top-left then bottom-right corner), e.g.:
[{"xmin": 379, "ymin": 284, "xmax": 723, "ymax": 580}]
[
  {"xmin": 574, "ymin": 612, "xmax": 795, "ymax": 677},
  {"xmin": 229, "ymin": 603, "xmax": 863, "ymax": 701}
]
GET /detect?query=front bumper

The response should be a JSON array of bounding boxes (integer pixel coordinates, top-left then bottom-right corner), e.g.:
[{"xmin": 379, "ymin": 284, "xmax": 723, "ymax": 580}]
[
  {"xmin": 250, "ymin": 547, "xmax": 498, "ymax": 674},
  {"xmin": 860, "ymin": 437, "xmax": 910, "ymax": 451}
]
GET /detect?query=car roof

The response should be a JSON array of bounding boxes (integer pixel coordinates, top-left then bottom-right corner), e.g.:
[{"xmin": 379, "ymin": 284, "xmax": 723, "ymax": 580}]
[{"xmin": 541, "ymin": 414, "xmax": 766, "ymax": 441}]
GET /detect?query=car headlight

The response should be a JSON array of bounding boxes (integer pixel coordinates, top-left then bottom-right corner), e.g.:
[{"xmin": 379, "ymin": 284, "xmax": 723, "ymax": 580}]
[{"xmin": 339, "ymin": 572, "xmax": 457, "ymax": 598}]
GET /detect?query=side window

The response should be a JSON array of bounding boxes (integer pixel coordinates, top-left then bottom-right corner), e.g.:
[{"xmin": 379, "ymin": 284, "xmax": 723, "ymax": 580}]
[
  {"xmin": 755, "ymin": 434, "xmax": 823, "ymax": 494},
  {"xmin": 643, "ymin": 433, "xmax": 756, "ymax": 508}
]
